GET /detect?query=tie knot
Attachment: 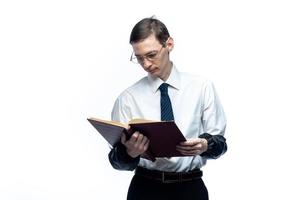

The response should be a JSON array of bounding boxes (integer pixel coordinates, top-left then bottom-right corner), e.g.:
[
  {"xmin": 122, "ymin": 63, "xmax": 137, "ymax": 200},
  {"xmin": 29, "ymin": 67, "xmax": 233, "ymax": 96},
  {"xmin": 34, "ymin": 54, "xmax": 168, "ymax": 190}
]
[{"xmin": 159, "ymin": 83, "xmax": 169, "ymax": 93}]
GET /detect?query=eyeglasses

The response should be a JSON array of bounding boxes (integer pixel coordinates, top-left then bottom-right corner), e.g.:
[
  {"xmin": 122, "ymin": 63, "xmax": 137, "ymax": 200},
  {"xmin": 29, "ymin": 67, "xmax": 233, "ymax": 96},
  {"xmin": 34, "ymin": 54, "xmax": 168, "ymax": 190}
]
[{"xmin": 130, "ymin": 46, "xmax": 164, "ymax": 64}]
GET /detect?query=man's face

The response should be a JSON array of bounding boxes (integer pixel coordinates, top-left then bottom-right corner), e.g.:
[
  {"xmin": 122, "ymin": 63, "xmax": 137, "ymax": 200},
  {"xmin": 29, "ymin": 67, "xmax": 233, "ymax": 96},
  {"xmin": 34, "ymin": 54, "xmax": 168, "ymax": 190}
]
[{"xmin": 131, "ymin": 34, "xmax": 173, "ymax": 80}]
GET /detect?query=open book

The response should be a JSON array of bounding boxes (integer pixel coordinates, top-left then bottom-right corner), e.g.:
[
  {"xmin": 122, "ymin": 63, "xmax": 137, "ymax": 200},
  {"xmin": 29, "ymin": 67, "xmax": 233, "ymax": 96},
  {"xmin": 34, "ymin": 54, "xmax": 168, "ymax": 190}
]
[{"xmin": 87, "ymin": 117, "xmax": 187, "ymax": 161}]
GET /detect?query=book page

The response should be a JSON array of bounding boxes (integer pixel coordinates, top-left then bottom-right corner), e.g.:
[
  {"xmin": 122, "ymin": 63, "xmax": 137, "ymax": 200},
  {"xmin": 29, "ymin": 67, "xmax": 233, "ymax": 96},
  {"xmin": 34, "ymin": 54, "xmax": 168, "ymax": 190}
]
[
  {"xmin": 88, "ymin": 117, "xmax": 127, "ymax": 128},
  {"xmin": 129, "ymin": 118, "xmax": 159, "ymax": 124}
]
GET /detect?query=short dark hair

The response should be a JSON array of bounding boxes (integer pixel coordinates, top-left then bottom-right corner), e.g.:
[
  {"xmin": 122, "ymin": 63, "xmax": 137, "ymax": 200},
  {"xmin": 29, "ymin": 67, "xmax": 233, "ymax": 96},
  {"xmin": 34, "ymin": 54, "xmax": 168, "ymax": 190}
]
[{"xmin": 129, "ymin": 17, "xmax": 170, "ymax": 46}]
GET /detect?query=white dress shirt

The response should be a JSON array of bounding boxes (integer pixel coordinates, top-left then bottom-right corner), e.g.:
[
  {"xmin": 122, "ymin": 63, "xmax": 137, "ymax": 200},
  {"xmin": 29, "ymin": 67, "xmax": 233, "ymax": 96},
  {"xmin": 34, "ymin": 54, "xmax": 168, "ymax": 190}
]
[{"xmin": 111, "ymin": 65, "xmax": 226, "ymax": 172}]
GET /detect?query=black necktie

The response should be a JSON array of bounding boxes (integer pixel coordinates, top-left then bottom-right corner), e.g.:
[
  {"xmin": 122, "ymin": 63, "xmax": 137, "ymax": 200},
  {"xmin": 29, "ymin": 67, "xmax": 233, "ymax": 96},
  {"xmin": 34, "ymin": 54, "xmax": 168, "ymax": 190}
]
[{"xmin": 159, "ymin": 83, "xmax": 174, "ymax": 121}]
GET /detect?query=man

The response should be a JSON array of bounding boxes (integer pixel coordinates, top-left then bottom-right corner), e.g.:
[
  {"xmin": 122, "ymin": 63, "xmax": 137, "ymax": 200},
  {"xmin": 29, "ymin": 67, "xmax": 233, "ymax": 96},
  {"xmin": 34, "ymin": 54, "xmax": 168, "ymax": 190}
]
[{"xmin": 108, "ymin": 17, "xmax": 227, "ymax": 200}]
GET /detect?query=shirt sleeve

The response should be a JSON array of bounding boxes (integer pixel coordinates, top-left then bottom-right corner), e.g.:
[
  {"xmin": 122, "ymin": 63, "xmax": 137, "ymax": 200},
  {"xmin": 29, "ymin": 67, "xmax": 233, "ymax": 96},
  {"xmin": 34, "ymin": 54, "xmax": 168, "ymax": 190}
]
[
  {"xmin": 200, "ymin": 81, "xmax": 227, "ymax": 159},
  {"xmin": 108, "ymin": 93, "xmax": 140, "ymax": 171},
  {"xmin": 111, "ymin": 93, "xmax": 132, "ymax": 124}
]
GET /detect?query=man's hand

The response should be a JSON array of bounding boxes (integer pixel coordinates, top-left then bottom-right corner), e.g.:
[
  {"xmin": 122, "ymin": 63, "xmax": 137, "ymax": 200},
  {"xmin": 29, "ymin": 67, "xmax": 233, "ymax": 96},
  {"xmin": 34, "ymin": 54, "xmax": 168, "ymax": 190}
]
[
  {"xmin": 176, "ymin": 138, "xmax": 208, "ymax": 156},
  {"xmin": 121, "ymin": 131, "xmax": 150, "ymax": 158}
]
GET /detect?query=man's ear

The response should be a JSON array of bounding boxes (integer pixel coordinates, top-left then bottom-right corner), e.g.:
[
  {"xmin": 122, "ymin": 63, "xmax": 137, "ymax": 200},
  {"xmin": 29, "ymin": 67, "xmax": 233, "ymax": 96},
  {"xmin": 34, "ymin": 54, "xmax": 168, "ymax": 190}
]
[{"xmin": 166, "ymin": 37, "xmax": 174, "ymax": 52}]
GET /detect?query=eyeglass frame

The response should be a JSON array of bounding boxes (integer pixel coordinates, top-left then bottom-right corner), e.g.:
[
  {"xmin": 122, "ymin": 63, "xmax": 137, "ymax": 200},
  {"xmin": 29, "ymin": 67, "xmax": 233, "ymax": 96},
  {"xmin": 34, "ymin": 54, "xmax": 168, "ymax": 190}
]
[{"xmin": 130, "ymin": 45, "xmax": 165, "ymax": 64}]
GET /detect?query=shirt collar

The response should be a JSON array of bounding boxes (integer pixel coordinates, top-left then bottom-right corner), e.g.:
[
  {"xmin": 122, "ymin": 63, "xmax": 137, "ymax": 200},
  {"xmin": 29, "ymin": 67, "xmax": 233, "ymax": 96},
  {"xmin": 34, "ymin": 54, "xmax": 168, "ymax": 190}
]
[{"xmin": 147, "ymin": 64, "xmax": 181, "ymax": 93}]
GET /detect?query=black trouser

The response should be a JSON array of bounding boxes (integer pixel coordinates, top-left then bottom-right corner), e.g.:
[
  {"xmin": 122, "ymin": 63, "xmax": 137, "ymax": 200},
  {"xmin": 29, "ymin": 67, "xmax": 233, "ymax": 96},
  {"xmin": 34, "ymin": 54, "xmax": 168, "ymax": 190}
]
[{"xmin": 127, "ymin": 174, "xmax": 209, "ymax": 200}]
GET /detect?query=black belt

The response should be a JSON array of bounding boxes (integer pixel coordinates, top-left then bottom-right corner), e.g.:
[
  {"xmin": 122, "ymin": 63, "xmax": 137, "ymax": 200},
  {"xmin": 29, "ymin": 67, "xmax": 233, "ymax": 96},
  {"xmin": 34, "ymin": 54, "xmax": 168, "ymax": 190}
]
[{"xmin": 135, "ymin": 167, "xmax": 203, "ymax": 183}]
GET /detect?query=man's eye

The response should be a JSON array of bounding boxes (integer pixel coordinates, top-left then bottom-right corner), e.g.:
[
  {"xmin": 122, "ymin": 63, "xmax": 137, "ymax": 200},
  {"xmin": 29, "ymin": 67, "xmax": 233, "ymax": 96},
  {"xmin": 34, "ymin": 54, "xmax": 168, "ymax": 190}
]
[{"xmin": 147, "ymin": 53, "xmax": 157, "ymax": 59}]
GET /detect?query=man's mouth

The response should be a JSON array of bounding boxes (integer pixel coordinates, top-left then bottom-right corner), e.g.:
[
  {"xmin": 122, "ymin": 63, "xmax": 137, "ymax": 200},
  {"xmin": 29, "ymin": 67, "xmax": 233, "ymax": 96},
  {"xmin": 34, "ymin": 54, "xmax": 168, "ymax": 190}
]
[{"xmin": 148, "ymin": 68, "xmax": 157, "ymax": 74}]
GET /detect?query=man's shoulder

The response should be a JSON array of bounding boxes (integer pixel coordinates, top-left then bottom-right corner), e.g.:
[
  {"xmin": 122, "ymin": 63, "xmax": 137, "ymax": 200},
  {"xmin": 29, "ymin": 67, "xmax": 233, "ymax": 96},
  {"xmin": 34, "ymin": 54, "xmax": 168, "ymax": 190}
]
[
  {"xmin": 127, "ymin": 76, "xmax": 149, "ymax": 91},
  {"xmin": 180, "ymin": 71, "xmax": 211, "ymax": 87},
  {"xmin": 117, "ymin": 76, "xmax": 148, "ymax": 98}
]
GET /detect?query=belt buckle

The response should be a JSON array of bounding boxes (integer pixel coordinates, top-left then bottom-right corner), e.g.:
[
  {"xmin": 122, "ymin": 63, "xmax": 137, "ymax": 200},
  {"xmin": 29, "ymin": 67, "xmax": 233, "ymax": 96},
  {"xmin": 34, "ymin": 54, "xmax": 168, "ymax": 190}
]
[{"xmin": 161, "ymin": 172, "xmax": 182, "ymax": 183}]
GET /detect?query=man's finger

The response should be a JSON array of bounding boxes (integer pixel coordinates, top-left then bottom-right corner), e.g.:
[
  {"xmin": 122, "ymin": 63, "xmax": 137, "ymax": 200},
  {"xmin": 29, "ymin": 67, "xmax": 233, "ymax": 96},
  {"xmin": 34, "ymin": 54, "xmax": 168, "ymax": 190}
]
[
  {"xmin": 180, "ymin": 139, "xmax": 201, "ymax": 146},
  {"xmin": 143, "ymin": 139, "xmax": 150, "ymax": 151},
  {"xmin": 130, "ymin": 132, "xmax": 139, "ymax": 141},
  {"xmin": 140, "ymin": 136, "xmax": 149, "ymax": 146},
  {"xmin": 135, "ymin": 132, "xmax": 144, "ymax": 144}
]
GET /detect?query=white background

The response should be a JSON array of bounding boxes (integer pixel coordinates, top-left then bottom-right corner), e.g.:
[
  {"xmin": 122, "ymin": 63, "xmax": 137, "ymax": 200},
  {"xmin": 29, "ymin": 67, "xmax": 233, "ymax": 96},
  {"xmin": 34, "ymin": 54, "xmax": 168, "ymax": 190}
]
[{"xmin": 1, "ymin": 0, "xmax": 282, "ymax": 199}]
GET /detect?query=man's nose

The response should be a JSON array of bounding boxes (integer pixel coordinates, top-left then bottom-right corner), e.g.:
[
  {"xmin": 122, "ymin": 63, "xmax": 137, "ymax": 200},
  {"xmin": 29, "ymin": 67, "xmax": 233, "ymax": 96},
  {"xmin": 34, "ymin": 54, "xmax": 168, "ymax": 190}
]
[{"xmin": 141, "ymin": 58, "xmax": 152, "ymax": 69}]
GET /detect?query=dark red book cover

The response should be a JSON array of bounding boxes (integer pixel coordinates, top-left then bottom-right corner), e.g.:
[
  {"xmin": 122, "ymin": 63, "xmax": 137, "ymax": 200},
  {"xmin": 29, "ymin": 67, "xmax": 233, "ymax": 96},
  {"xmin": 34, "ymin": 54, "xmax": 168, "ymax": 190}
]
[{"xmin": 87, "ymin": 118, "xmax": 187, "ymax": 161}]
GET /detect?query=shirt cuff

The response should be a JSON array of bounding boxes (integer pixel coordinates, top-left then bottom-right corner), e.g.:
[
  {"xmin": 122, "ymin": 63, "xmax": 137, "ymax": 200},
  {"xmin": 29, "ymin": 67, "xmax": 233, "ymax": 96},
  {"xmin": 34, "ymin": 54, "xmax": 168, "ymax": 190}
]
[
  {"xmin": 199, "ymin": 133, "xmax": 227, "ymax": 159},
  {"xmin": 108, "ymin": 142, "xmax": 140, "ymax": 171}
]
